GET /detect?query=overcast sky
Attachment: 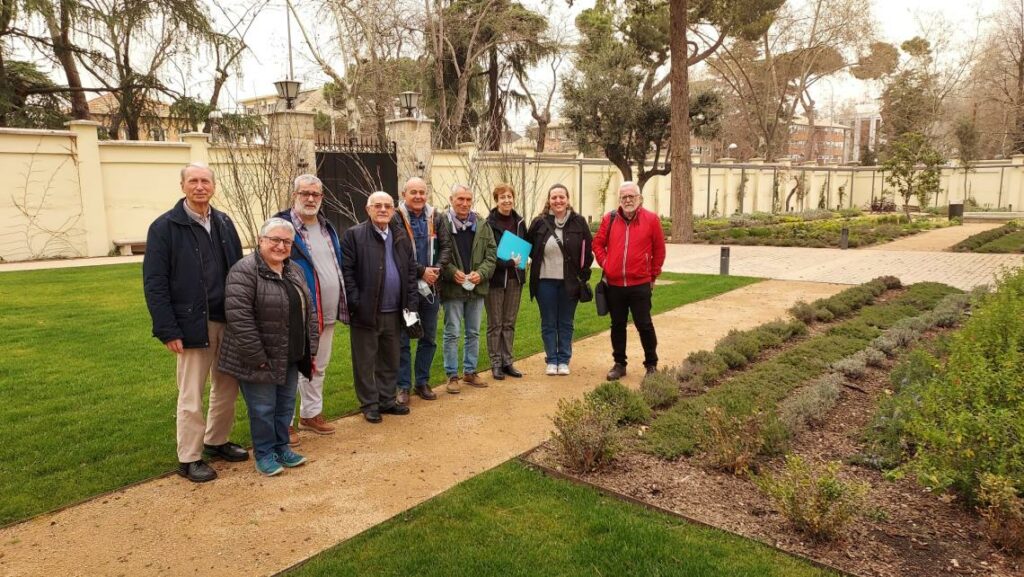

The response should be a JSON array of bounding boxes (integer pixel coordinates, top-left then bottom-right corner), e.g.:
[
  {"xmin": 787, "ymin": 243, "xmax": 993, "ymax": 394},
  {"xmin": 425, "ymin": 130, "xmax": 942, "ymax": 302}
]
[{"xmin": 210, "ymin": 0, "xmax": 997, "ymax": 130}]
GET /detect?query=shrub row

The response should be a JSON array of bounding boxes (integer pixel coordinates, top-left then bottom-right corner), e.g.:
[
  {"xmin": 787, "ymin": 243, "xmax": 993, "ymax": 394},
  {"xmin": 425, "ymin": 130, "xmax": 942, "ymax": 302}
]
[
  {"xmin": 951, "ymin": 221, "xmax": 1020, "ymax": 252},
  {"xmin": 695, "ymin": 215, "xmax": 947, "ymax": 248},
  {"xmin": 861, "ymin": 269, "xmax": 1024, "ymax": 507},
  {"xmin": 757, "ymin": 455, "xmax": 869, "ymax": 541},
  {"xmin": 642, "ymin": 282, "xmax": 961, "ymax": 461},
  {"xmin": 789, "ymin": 276, "xmax": 900, "ymax": 325},
  {"xmin": 677, "ymin": 319, "xmax": 807, "ymax": 389}
]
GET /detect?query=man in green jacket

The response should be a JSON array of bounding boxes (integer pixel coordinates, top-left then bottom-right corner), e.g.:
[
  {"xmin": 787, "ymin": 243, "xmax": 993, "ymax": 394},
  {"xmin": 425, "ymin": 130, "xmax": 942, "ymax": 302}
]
[{"xmin": 440, "ymin": 184, "xmax": 497, "ymax": 394}]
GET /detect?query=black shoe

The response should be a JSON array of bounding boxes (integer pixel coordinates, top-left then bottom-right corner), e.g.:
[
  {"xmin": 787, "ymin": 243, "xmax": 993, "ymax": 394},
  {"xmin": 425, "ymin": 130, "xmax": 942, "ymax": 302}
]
[
  {"xmin": 363, "ymin": 409, "xmax": 382, "ymax": 423},
  {"xmin": 204, "ymin": 442, "xmax": 249, "ymax": 462},
  {"xmin": 502, "ymin": 365, "xmax": 523, "ymax": 378},
  {"xmin": 644, "ymin": 364, "xmax": 658, "ymax": 377},
  {"xmin": 606, "ymin": 363, "xmax": 627, "ymax": 381},
  {"xmin": 178, "ymin": 460, "xmax": 217, "ymax": 483},
  {"xmin": 414, "ymin": 383, "xmax": 437, "ymax": 400},
  {"xmin": 491, "ymin": 366, "xmax": 505, "ymax": 380},
  {"xmin": 380, "ymin": 404, "xmax": 411, "ymax": 416}
]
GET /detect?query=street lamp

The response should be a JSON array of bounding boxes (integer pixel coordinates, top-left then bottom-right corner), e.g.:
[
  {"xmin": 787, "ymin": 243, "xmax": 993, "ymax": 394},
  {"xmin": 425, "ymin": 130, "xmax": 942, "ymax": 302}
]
[
  {"xmin": 727, "ymin": 142, "xmax": 738, "ymax": 159},
  {"xmin": 275, "ymin": 79, "xmax": 301, "ymax": 110},
  {"xmin": 398, "ymin": 91, "xmax": 420, "ymax": 118},
  {"xmin": 206, "ymin": 109, "xmax": 223, "ymax": 141}
]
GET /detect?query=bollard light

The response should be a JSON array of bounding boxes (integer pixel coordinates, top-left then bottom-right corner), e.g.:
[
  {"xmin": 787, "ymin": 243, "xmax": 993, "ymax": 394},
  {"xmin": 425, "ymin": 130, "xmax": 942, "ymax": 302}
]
[
  {"xmin": 840, "ymin": 227, "xmax": 849, "ymax": 250},
  {"xmin": 720, "ymin": 246, "xmax": 730, "ymax": 275}
]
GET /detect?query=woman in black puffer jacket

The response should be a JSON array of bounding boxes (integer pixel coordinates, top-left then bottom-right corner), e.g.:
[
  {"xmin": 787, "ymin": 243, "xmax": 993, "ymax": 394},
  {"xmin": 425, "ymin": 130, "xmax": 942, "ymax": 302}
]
[{"xmin": 219, "ymin": 217, "xmax": 319, "ymax": 477}]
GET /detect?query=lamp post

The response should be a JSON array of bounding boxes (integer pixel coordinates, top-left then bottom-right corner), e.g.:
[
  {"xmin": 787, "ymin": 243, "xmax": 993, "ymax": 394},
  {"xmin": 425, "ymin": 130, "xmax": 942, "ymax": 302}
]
[
  {"xmin": 727, "ymin": 142, "xmax": 738, "ymax": 158},
  {"xmin": 274, "ymin": 79, "xmax": 301, "ymax": 110},
  {"xmin": 398, "ymin": 91, "xmax": 420, "ymax": 118},
  {"xmin": 276, "ymin": 1, "xmax": 301, "ymax": 110},
  {"xmin": 206, "ymin": 109, "xmax": 223, "ymax": 141}
]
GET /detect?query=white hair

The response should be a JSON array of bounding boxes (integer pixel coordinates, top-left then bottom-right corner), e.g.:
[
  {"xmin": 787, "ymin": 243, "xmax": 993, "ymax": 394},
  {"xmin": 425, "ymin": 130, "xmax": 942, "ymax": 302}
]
[
  {"xmin": 180, "ymin": 162, "xmax": 215, "ymax": 184},
  {"xmin": 450, "ymin": 183, "xmax": 472, "ymax": 197},
  {"xmin": 293, "ymin": 174, "xmax": 322, "ymax": 192},
  {"xmin": 260, "ymin": 217, "xmax": 295, "ymax": 237},
  {"xmin": 366, "ymin": 191, "xmax": 394, "ymax": 206},
  {"xmin": 619, "ymin": 181, "xmax": 640, "ymax": 195}
]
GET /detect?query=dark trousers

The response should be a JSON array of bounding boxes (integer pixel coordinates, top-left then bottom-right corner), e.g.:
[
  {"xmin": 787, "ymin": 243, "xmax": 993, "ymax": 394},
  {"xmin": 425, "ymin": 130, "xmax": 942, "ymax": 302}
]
[
  {"xmin": 398, "ymin": 294, "xmax": 440, "ymax": 391},
  {"xmin": 485, "ymin": 276, "xmax": 522, "ymax": 368},
  {"xmin": 606, "ymin": 283, "xmax": 657, "ymax": 368},
  {"xmin": 350, "ymin": 312, "xmax": 401, "ymax": 412}
]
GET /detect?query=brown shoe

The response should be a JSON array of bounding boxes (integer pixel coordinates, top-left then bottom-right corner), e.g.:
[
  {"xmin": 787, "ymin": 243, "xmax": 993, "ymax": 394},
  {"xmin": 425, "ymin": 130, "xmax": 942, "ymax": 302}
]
[
  {"xmin": 298, "ymin": 414, "xmax": 336, "ymax": 435},
  {"xmin": 463, "ymin": 372, "xmax": 488, "ymax": 388},
  {"xmin": 396, "ymin": 389, "xmax": 410, "ymax": 405},
  {"xmin": 288, "ymin": 426, "xmax": 301, "ymax": 446},
  {"xmin": 414, "ymin": 383, "xmax": 437, "ymax": 400},
  {"xmin": 446, "ymin": 375, "xmax": 461, "ymax": 394}
]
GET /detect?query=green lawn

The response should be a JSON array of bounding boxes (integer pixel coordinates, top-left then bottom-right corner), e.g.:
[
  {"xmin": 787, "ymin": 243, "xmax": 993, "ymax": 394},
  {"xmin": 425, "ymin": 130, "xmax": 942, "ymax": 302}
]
[
  {"xmin": 0, "ymin": 264, "xmax": 756, "ymax": 525},
  {"xmin": 286, "ymin": 461, "xmax": 837, "ymax": 577}
]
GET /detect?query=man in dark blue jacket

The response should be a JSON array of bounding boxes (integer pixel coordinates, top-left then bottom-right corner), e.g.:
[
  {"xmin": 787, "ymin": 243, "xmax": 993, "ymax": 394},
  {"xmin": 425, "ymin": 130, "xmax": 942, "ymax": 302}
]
[
  {"xmin": 143, "ymin": 163, "xmax": 247, "ymax": 483},
  {"xmin": 274, "ymin": 174, "xmax": 348, "ymax": 442},
  {"xmin": 341, "ymin": 191, "xmax": 419, "ymax": 424}
]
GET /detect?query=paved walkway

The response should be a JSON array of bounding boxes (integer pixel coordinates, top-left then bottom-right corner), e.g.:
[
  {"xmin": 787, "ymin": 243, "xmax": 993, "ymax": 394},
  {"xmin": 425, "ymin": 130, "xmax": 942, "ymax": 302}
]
[
  {"xmin": 863, "ymin": 223, "xmax": 1000, "ymax": 252},
  {"xmin": 662, "ymin": 244, "xmax": 1023, "ymax": 290},
  {"xmin": 0, "ymin": 280, "xmax": 844, "ymax": 577}
]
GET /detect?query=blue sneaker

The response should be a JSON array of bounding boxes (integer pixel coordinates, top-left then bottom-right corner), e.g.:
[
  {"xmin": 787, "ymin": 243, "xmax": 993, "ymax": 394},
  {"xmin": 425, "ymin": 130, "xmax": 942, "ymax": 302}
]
[
  {"xmin": 255, "ymin": 454, "xmax": 283, "ymax": 477},
  {"xmin": 277, "ymin": 448, "xmax": 307, "ymax": 468}
]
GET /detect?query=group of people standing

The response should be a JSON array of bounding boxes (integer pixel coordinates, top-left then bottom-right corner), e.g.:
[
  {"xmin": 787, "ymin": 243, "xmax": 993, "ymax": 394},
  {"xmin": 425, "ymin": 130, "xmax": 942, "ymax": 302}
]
[{"xmin": 143, "ymin": 162, "xmax": 665, "ymax": 481}]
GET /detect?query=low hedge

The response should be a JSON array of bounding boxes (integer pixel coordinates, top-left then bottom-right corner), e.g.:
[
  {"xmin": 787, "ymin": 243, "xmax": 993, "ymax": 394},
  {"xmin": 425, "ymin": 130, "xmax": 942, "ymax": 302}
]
[
  {"xmin": 643, "ymin": 282, "xmax": 961, "ymax": 460},
  {"xmin": 952, "ymin": 221, "xmax": 1022, "ymax": 253}
]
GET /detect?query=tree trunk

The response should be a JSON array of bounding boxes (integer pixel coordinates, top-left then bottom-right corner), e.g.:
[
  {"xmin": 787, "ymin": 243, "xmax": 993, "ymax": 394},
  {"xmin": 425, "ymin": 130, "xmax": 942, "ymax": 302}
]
[
  {"xmin": 535, "ymin": 118, "xmax": 548, "ymax": 153},
  {"xmin": 803, "ymin": 99, "xmax": 817, "ymax": 162},
  {"xmin": 485, "ymin": 47, "xmax": 500, "ymax": 151},
  {"xmin": 48, "ymin": 1, "xmax": 90, "ymax": 120},
  {"xmin": 668, "ymin": 0, "xmax": 693, "ymax": 243}
]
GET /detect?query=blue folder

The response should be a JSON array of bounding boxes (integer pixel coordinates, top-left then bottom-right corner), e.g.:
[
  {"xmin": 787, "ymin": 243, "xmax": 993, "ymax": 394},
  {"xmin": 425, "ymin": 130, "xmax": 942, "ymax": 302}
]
[{"xmin": 496, "ymin": 231, "xmax": 531, "ymax": 270}]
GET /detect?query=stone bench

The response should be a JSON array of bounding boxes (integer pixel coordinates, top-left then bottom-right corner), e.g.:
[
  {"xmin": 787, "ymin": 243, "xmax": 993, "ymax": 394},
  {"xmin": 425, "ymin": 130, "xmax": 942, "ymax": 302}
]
[{"xmin": 113, "ymin": 239, "xmax": 147, "ymax": 256}]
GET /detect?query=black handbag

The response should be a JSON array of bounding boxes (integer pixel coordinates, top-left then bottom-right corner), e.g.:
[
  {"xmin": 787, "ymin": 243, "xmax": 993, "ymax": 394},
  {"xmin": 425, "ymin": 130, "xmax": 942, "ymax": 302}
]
[
  {"xmin": 540, "ymin": 217, "xmax": 592, "ymax": 302},
  {"xmin": 595, "ymin": 277, "xmax": 609, "ymax": 316},
  {"xmin": 594, "ymin": 211, "xmax": 616, "ymax": 316}
]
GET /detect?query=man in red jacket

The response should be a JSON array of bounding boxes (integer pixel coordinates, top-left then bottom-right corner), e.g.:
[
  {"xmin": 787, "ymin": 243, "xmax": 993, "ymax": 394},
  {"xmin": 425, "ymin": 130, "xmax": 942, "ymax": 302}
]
[{"xmin": 593, "ymin": 181, "xmax": 667, "ymax": 381}]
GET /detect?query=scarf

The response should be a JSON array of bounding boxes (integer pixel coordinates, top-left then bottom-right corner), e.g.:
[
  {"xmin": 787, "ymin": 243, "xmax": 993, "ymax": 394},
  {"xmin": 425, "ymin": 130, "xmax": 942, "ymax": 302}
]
[{"xmin": 447, "ymin": 208, "xmax": 477, "ymax": 233}]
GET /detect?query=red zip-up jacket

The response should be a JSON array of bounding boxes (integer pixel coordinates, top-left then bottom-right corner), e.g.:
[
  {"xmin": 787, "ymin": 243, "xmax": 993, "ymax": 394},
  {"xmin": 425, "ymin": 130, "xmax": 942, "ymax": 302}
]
[{"xmin": 593, "ymin": 207, "xmax": 666, "ymax": 287}]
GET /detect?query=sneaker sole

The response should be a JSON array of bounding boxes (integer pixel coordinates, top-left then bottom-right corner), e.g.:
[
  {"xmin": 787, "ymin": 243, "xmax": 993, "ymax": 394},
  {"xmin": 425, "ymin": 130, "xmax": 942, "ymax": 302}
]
[
  {"xmin": 280, "ymin": 458, "xmax": 307, "ymax": 468},
  {"xmin": 297, "ymin": 423, "xmax": 336, "ymax": 435},
  {"xmin": 256, "ymin": 465, "xmax": 284, "ymax": 477}
]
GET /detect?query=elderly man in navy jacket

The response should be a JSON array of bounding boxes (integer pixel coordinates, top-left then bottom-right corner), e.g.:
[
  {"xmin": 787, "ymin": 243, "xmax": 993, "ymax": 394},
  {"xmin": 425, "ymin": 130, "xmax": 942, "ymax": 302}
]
[
  {"xmin": 341, "ymin": 191, "xmax": 420, "ymax": 423},
  {"xmin": 143, "ymin": 163, "xmax": 248, "ymax": 483}
]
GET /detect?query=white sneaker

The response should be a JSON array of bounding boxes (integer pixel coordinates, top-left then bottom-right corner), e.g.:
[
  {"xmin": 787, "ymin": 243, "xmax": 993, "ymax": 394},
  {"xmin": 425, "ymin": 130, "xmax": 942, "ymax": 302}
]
[
  {"xmin": 546, "ymin": 364, "xmax": 558, "ymax": 375},
  {"xmin": 557, "ymin": 364, "xmax": 570, "ymax": 375}
]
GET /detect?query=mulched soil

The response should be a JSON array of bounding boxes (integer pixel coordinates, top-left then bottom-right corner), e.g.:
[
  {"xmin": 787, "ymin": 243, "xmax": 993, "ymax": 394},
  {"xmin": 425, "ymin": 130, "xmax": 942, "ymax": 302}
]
[{"xmin": 526, "ymin": 332, "xmax": 1023, "ymax": 577}]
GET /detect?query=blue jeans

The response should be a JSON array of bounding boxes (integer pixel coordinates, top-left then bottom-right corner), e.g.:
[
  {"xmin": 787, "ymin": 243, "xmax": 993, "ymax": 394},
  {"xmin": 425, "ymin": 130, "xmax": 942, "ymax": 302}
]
[
  {"xmin": 398, "ymin": 293, "xmax": 440, "ymax": 391},
  {"xmin": 240, "ymin": 363, "xmax": 298, "ymax": 462},
  {"xmin": 537, "ymin": 279, "xmax": 578, "ymax": 365},
  {"xmin": 443, "ymin": 297, "xmax": 484, "ymax": 376}
]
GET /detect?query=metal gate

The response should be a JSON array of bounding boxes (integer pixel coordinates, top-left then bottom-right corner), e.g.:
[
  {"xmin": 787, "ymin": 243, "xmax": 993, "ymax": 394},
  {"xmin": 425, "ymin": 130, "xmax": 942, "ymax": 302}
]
[{"xmin": 315, "ymin": 137, "xmax": 398, "ymax": 232}]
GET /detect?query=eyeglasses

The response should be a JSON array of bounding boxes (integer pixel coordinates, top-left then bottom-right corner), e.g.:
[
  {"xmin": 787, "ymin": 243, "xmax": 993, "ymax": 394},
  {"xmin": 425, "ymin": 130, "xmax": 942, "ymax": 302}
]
[
  {"xmin": 297, "ymin": 191, "xmax": 323, "ymax": 199},
  {"xmin": 262, "ymin": 236, "xmax": 294, "ymax": 247},
  {"xmin": 619, "ymin": 194, "xmax": 640, "ymax": 202},
  {"xmin": 370, "ymin": 203, "xmax": 394, "ymax": 210}
]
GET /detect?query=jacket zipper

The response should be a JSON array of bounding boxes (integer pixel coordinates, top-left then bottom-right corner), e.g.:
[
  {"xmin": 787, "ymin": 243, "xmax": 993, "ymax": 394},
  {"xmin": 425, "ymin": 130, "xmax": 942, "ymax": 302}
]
[{"xmin": 622, "ymin": 216, "xmax": 630, "ymax": 284}]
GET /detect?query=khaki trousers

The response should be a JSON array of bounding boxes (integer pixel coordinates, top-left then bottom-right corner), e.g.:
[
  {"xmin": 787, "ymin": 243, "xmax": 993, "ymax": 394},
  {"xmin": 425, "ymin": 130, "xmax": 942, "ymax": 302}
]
[{"xmin": 175, "ymin": 321, "xmax": 239, "ymax": 463}]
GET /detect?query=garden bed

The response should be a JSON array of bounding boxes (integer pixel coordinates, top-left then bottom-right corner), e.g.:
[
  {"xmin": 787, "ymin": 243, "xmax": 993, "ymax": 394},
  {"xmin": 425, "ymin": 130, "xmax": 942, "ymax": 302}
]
[
  {"xmin": 528, "ymin": 277, "xmax": 1022, "ymax": 577},
  {"xmin": 694, "ymin": 214, "xmax": 949, "ymax": 248},
  {"xmin": 952, "ymin": 221, "xmax": 1024, "ymax": 253}
]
